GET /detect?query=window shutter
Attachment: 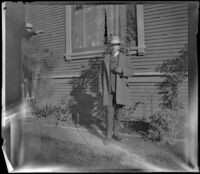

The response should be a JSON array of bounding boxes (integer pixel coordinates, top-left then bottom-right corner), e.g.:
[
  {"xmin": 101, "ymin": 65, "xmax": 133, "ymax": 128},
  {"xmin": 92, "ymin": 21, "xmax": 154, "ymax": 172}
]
[{"xmin": 136, "ymin": 5, "xmax": 145, "ymax": 55}]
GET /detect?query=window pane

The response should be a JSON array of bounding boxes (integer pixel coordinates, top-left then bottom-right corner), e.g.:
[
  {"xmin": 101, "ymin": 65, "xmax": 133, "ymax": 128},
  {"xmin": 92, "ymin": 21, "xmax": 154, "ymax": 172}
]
[
  {"xmin": 83, "ymin": 5, "xmax": 105, "ymax": 47},
  {"xmin": 73, "ymin": 6, "xmax": 83, "ymax": 49}
]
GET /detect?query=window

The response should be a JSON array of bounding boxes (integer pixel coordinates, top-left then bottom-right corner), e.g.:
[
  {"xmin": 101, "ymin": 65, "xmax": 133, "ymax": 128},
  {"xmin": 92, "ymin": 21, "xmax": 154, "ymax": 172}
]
[
  {"xmin": 67, "ymin": 4, "xmax": 145, "ymax": 57},
  {"xmin": 72, "ymin": 5, "xmax": 105, "ymax": 52}
]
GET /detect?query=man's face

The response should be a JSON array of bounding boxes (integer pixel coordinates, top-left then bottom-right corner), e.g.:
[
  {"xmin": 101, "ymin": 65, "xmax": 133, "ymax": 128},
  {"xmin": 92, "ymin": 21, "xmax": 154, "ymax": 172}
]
[{"xmin": 111, "ymin": 44, "xmax": 120, "ymax": 54}]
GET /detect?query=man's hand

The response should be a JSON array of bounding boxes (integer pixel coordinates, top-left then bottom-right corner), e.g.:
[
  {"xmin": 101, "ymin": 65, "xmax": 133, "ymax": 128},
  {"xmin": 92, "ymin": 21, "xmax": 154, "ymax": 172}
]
[{"xmin": 113, "ymin": 66, "xmax": 122, "ymax": 74}]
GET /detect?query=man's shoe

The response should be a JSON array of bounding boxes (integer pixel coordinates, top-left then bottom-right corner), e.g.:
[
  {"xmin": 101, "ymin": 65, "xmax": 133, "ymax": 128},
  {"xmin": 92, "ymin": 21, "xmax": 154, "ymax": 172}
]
[{"xmin": 112, "ymin": 134, "xmax": 122, "ymax": 141}]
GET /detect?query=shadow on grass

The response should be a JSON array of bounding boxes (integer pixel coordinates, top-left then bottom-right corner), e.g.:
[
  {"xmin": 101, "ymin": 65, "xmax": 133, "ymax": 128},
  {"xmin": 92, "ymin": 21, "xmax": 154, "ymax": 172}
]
[{"xmin": 69, "ymin": 86, "xmax": 106, "ymax": 140}]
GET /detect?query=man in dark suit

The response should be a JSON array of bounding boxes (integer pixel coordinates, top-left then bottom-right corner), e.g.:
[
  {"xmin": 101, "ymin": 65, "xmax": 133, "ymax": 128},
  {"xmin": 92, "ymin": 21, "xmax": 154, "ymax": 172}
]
[{"xmin": 102, "ymin": 36, "xmax": 135, "ymax": 142}]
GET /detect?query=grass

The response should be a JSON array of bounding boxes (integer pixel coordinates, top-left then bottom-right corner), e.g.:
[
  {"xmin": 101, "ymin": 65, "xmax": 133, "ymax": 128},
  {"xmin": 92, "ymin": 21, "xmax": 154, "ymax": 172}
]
[
  {"xmin": 144, "ymin": 152, "xmax": 182, "ymax": 170},
  {"xmin": 20, "ymin": 116, "xmax": 189, "ymax": 171},
  {"xmin": 121, "ymin": 120, "xmax": 187, "ymax": 161},
  {"xmin": 22, "ymin": 132, "xmax": 128, "ymax": 169}
]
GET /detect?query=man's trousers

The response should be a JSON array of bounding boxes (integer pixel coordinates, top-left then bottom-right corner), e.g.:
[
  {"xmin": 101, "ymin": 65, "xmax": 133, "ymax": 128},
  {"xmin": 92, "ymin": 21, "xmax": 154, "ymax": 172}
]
[{"xmin": 106, "ymin": 93, "xmax": 124, "ymax": 140}]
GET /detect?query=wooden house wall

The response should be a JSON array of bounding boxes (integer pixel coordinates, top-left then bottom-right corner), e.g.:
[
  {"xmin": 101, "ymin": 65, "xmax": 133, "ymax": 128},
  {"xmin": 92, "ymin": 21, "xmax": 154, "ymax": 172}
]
[
  {"xmin": 128, "ymin": 3, "xmax": 188, "ymax": 119},
  {"xmin": 132, "ymin": 4, "xmax": 188, "ymax": 72},
  {"xmin": 25, "ymin": 4, "xmax": 188, "ymax": 118}
]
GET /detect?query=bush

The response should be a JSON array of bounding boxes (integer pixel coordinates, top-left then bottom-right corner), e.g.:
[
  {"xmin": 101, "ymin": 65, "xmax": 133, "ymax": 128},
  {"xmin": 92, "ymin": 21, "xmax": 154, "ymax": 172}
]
[
  {"xmin": 155, "ymin": 45, "xmax": 188, "ymax": 110},
  {"xmin": 144, "ymin": 45, "xmax": 188, "ymax": 145},
  {"xmin": 145, "ymin": 109, "xmax": 187, "ymax": 145},
  {"xmin": 35, "ymin": 104, "xmax": 71, "ymax": 122}
]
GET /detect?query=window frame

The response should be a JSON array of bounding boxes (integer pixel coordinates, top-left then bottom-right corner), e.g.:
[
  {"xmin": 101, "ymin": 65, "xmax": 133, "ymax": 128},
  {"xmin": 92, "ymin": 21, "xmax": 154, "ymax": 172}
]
[{"xmin": 65, "ymin": 4, "xmax": 145, "ymax": 60}]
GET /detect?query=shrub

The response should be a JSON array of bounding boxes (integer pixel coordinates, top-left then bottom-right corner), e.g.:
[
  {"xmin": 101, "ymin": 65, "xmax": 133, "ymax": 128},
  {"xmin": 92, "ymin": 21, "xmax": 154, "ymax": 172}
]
[
  {"xmin": 35, "ymin": 104, "xmax": 71, "ymax": 122},
  {"xmin": 144, "ymin": 45, "xmax": 188, "ymax": 145},
  {"xmin": 145, "ymin": 108, "xmax": 187, "ymax": 145},
  {"xmin": 155, "ymin": 45, "xmax": 188, "ymax": 110}
]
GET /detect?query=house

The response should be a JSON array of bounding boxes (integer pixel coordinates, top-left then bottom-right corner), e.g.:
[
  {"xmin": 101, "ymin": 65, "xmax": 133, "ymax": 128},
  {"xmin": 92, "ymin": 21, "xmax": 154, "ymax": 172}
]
[
  {"xmin": 3, "ymin": 2, "xmax": 198, "ymax": 169},
  {"xmin": 25, "ymin": 2, "xmax": 189, "ymax": 119}
]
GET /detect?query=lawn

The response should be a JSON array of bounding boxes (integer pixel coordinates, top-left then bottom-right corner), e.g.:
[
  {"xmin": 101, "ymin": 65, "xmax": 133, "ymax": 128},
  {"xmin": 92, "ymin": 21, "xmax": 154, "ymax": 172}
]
[
  {"xmin": 20, "ymin": 118, "xmax": 143, "ymax": 171},
  {"xmin": 24, "ymin": 134, "xmax": 127, "ymax": 169},
  {"xmin": 13, "ymin": 116, "xmax": 190, "ymax": 172}
]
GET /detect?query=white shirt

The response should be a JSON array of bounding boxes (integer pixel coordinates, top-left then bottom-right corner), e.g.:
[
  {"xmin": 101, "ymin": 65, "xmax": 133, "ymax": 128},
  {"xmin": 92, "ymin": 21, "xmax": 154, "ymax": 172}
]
[{"xmin": 113, "ymin": 51, "xmax": 119, "ymax": 58}]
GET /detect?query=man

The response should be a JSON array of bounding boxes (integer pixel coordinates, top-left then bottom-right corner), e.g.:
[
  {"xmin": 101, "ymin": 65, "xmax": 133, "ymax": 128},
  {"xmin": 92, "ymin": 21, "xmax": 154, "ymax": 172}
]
[
  {"xmin": 102, "ymin": 36, "xmax": 135, "ymax": 142},
  {"xmin": 22, "ymin": 23, "xmax": 44, "ymax": 101}
]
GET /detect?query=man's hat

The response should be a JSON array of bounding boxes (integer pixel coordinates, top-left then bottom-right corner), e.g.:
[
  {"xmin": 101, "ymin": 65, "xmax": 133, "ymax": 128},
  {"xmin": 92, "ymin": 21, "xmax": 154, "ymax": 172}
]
[
  {"xmin": 25, "ymin": 23, "xmax": 33, "ymax": 29},
  {"xmin": 110, "ymin": 35, "xmax": 121, "ymax": 45}
]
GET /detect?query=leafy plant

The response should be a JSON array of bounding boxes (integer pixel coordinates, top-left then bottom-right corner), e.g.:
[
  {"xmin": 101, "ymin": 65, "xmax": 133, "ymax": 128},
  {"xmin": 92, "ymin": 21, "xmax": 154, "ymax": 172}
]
[
  {"xmin": 155, "ymin": 45, "xmax": 188, "ymax": 110},
  {"xmin": 35, "ymin": 103, "xmax": 72, "ymax": 126},
  {"xmin": 121, "ymin": 46, "xmax": 188, "ymax": 143},
  {"xmin": 145, "ymin": 109, "xmax": 187, "ymax": 145},
  {"xmin": 124, "ymin": 10, "xmax": 137, "ymax": 47},
  {"xmin": 141, "ymin": 45, "xmax": 189, "ymax": 144}
]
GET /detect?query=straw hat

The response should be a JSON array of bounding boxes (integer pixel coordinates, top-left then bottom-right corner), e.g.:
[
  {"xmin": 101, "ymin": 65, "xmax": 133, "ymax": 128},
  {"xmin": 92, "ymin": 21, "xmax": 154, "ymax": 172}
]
[{"xmin": 110, "ymin": 35, "xmax": 121, "ymax": 45}]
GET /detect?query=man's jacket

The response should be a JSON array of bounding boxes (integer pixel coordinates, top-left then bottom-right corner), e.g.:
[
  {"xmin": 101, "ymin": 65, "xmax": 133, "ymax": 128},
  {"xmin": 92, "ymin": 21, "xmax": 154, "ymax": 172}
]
[{"xmin": 101, "ymin": 51, "xmax": 134, "ymax": 106}]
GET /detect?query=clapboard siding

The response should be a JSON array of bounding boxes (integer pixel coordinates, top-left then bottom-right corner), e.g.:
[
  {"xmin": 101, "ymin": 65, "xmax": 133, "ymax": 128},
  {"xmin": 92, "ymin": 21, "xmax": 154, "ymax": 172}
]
[
  {"xmin": 143, "ymin": 4, "xmax": 187, "ymax": 13},
  {"xmin": 130, "ymin": 4, "xmax": 188, "ymax": 117},
  {"xmin": 43, "ymin": 78, "xmax": 72, "ymax": 106},
  {"xmin": 51, "ymin": 59, "xmax": 91, "ymax": 75},
  {"xmin": 144, "ymin": 10, "xmax": 187, "ymax": 20},
  {"xmin": 145, "ymin": 41, "xmax": 187, "ymax": 49},
  {"xmin": 129, "ymin": 4, "xmax": 188, "ymax": 73},
  {"xmin": 128, "ymin": 79, "xmax": 188, "ymax": 119},
  {"xmin": 25, "ymin": 4, "xmax": 66, "ymax": 71},
  {"xmin": 145, "ymin": 22, "xmax": 188, "ymax": 32}
]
